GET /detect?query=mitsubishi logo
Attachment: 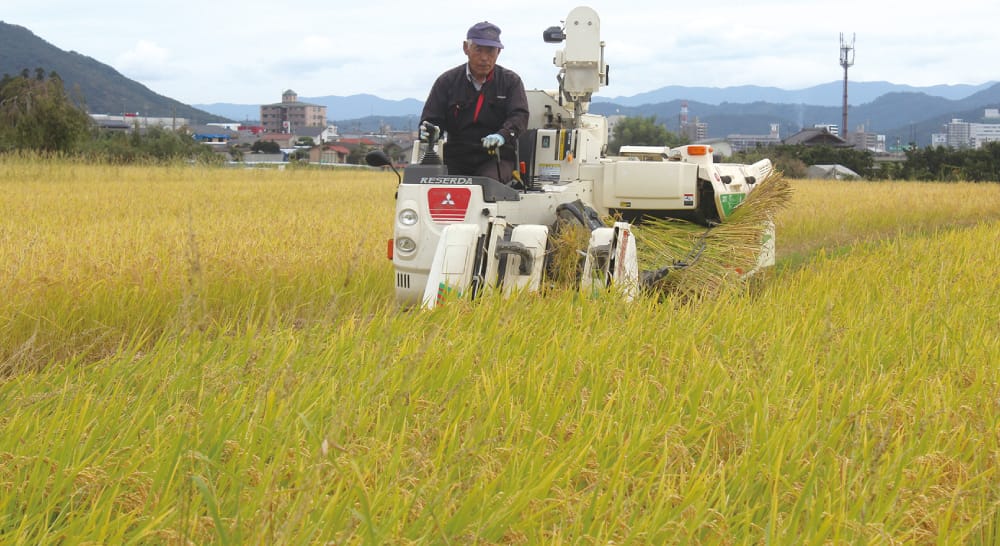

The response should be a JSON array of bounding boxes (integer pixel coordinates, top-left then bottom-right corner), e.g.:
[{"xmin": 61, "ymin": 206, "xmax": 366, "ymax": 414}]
[{"xmin": 428, "ymin": 187, "xmax": 470, "ymax": 223}]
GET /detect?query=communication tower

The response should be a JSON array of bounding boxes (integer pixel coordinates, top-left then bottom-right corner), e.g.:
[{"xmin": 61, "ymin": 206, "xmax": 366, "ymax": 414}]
[{"xmin": 840, "ymin": 33, "xmax": 855, "ymax": 140}]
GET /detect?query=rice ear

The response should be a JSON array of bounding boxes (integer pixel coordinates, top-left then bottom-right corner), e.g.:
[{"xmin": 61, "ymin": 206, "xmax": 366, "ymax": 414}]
[{"xmin": 544, "ymin": 218, "xmax": 593, "ymax": 289}]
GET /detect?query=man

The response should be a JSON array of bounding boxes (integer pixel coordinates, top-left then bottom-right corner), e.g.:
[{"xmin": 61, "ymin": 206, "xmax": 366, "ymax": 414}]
[{"xmin": 420, "ymin": 21, "xmax": 529, "ymax": 184}]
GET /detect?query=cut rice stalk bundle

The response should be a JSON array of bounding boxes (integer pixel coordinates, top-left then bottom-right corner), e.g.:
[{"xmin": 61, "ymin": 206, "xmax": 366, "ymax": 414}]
[
  {"xmin": 635, "ymin": 172, "xmax": 792, "ymax": 299},
  {"xmin": 544, "ymin": 219, "xmax": 593, "ymax": 290}
]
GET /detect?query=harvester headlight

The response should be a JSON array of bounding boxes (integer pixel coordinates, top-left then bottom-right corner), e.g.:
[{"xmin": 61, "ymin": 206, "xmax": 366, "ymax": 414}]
[
  {"xmin": 395, "ymin": 237, "xmax": 417, "ymax": 253},
  {"xmin": 398, "ymin": 208, "xmax": 419, "ymax": 226}
]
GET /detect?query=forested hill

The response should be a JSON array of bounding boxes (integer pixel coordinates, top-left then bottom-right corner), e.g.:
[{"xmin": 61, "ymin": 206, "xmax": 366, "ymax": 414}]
[{"xmin": 0, "ymin": 21, "xmax": 226, "ymax": 123}]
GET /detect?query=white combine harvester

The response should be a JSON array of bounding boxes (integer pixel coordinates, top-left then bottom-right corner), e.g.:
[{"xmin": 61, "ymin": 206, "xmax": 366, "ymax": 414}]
[{"xmin": 367, "ymin": 6, "xmax": 775, "ymax": 308}]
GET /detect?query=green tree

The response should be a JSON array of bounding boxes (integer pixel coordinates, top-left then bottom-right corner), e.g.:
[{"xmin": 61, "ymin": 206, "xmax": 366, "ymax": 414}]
[
  {"xmin": 383, "ymin": 141, "xmax": 405, "ymax": 163},
  {"xmin": 608, "ymin": 116, "xmax": 686, "ymax": 154},
  {"xmin": 901, "ymin": 142, "xmax": 1000, "ymax": 182},
  {"xmin": 0, "ymin": 70, "xmax": 93, "ymax": 153},
  {"xmin": 251, "ymin": 140, "xmax": 281, "ymax": 154},
  {"xmin": 732, "ymin": 144, "xmax": 875, "ymax": 179},
  {"xmin": 347, "ymin": 144, "xmax": 371, "ymax": 165},
  {"xmin": 83, "ymin": 126, "xmax": 220, "ymax": 164}
]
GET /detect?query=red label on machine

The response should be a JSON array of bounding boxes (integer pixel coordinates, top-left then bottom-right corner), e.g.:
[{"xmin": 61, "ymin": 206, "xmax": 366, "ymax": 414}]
[{"xmin": 428, "ymin": 187, "xmax": 471, "ymax": 223}]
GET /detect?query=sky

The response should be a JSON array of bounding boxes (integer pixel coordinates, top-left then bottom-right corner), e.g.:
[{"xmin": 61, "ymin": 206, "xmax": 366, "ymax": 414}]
[{"xmin": 5, "ymin": 0, "xmax": 999, "ymax": 105}]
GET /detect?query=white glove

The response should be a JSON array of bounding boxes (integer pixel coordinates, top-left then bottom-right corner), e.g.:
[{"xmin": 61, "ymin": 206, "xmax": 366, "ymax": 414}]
[
  {"xmin": 419, "ymin": 121, "xmax": 440, "ymax": 142},
  {"xmin": 481, "ymin": 133, "xmax": 505, "ymax": 149}
]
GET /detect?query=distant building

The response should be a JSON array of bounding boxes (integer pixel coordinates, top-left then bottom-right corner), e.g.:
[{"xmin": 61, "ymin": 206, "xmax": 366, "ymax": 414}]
[
  {"xmin": 812, "ymin": 123, "xmax": 840, "ymax": 137},
  {"xmin": 944, "ymin": 119, "xmax": 972, "ymax": 148},
  {"xmin": 234, "ymin": 124, "xmax": 265, "ymax": 136},
  {"xmin": 970, "ymin": 122, "xmax": 1000, "ymax": 148},
  {"xmin": 783, "ymin": 127, "xmax": 851, "ymax": 147},
  {"xmin": 680, "ymin": 118, "xmax": 707, "ymax": 142},
  {"xmin": 605, "ymin": 114, "xmax": 626, "ymax": 143},
  {"xmin": 938, "ymin": 117, "xmax": 1000, "ymax": 149},
  {"xmin": 336, "ymin": 137, "xmax": 378, "ymax": 149},
  {"xmin": 90, "ymin": 113, "xmax": 189, "ymax": 131},
  {"xmin": 727, "ymin": 123, "xmax": 781, "ymax": 153},
  {"xmin": 291, "ymin": 126, "xmax": 326, "ymax": 145},
  {"xmin": 257, "ymin": 133, "xmax": 297, "ymax": 149},
  {"xmin": 309, "ymin": 144, "xmax": 351, "ymax": 165},
  {"xmin": 260, "ymin": 90, "xmax": 328, "ymax": 134},
  {"xmin": 806, "ymin": 164, "xmax": 861, "ymax": 180},
  {"xmin": 207, "ymin": 122, "xmax": 241, "ymax": 131},
  {"xmin": 244, "ymin": 152, "xmax": 287, "ymax": 164},
  {"xmin": 189, "ymin": 125, "xmax": 237, "ymax": 145},
  {"xmin": 320, "ymin": 125, "xmax": 340, "ymax": 143},
  {"xmin": 847, "ymin": 125, "xmax": 886, "ymax": 153},
  {"xmin": 678, "ymin": 101, "xmax": 707, "ymax": 141}
]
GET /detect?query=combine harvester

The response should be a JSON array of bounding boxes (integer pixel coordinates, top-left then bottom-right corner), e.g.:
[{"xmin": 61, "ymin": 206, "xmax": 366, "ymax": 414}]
[{"xmin": 367, "ymin": 6, "xmax": 786, "ymax": 308}]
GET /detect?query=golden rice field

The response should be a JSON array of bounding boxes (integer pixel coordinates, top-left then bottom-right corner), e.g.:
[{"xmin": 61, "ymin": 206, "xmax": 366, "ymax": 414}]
[{"xmin": 2, "ymin": 157, "xmax": 1000, "ymax": 544}]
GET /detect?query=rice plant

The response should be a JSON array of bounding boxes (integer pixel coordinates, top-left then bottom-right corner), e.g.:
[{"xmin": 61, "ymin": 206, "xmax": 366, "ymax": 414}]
[{"xmin": 2, "ymin": 157, "xmax": 1000, "ymax": 544}]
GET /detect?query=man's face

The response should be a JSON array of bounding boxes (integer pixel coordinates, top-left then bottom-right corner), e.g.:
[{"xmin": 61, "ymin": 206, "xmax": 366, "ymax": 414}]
[{"xmin": 463, "ymin": 41, "xmax": 500, "ymax": 80}]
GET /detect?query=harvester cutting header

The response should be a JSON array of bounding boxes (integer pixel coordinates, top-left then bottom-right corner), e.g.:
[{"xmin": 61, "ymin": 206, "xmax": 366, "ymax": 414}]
[{"xmin": 367, "ymin": 6, "xmax": 787, "ymax": 308}]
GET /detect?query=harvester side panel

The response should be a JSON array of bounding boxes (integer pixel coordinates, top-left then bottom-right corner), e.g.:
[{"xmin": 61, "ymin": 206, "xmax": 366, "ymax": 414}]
[
  {"xmin": 580, "ymin": 222, "xmax": 638, "ymax": 299},
  {"xmin": 480, "ymin": 218, "xmax": 509, "ymax": 294},
  {"xmin": 503, "ymin": 225, "xmax": 549, "ymax": 295},
  {"xmin": 597, "ymin": 161, "xmax": 702, "ymax": 223},
  {"xmin": 421, "ymin": 224, "xmax": 481, "ymax": 309},
  {"xmin": 580, "ymin": 227, "xmax": 613, "ymax": 294}
]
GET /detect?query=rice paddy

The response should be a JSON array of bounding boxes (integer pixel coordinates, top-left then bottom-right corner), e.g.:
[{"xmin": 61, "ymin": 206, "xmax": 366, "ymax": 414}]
[{"xmin": 2, "ymin": 157, "xmax": 1000, "ymax": 544}]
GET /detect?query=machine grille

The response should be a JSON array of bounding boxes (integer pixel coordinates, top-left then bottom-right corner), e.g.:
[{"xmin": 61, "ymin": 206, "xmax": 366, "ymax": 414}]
[{"xmin": 396, "ymin": 273, "xmax": 411, "ymax": 289}]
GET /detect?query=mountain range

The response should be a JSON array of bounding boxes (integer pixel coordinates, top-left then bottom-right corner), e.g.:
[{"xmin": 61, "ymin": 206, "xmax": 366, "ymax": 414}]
[
  {"xmin": 588, "ymin": 84, "xmax": 1000, "ymax": 148},
  {"xmin": 4, "ymin": 19, "xmax": 1000, "ymax": 148},
  {"xmin": 236, "ymin": 84, "xmax": 1000, "ymax": 148},
  {"xmin": 596, "ymin": 81, "xmax": 998, "ymax": 108},
  {"xmin": 189, "ymin": 80, "xmax": 1000, "ymax": 121}
]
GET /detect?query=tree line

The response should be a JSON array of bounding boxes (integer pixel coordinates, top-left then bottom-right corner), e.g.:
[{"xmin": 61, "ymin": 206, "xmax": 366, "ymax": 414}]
[{"xmin": 1, "ymin": 68, "xmax": 219, "ymax": 163}]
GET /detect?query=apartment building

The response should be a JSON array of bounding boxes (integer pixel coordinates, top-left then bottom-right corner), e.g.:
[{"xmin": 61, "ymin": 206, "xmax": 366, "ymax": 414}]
[
  {"xmin": 934, "ymin": 117, "xmax": 1000, "ymax": 149},
  {"xmin": 260, "ymin": 89, "xmax": 328, "ymax": 134}
]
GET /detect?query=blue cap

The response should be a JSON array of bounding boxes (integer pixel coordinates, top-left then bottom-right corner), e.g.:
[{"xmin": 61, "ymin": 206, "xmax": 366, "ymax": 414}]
[{"xmin": 467, "ymin": 22, "xmax": 503, "ymax": 49}]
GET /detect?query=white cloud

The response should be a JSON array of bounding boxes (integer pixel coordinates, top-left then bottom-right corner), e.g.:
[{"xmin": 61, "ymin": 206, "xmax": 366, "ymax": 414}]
[
  {"xmin": 6, "ymin": 0, "xmax": 1000, "ymax": 104},
  {"xmin": 115, "ymin": 40, "xmax": 171, "ymax": 81}
]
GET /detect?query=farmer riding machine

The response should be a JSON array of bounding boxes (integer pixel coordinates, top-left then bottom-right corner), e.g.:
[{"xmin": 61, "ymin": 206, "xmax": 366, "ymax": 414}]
[{"xmin": 367, "ymin": 6, "xmax": 782, "ymax": 309}]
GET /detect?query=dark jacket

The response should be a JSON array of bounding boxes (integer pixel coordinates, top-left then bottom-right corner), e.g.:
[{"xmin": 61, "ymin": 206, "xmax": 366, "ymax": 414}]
[{"xmin": 421, "ymin": 63, "xmax": 529, "ymax": 180}]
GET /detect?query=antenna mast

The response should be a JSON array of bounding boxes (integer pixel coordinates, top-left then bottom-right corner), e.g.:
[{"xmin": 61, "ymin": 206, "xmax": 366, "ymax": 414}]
[{"xmin": 840, "ymin": 33, "xmax": 855, "ymax": 140}]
